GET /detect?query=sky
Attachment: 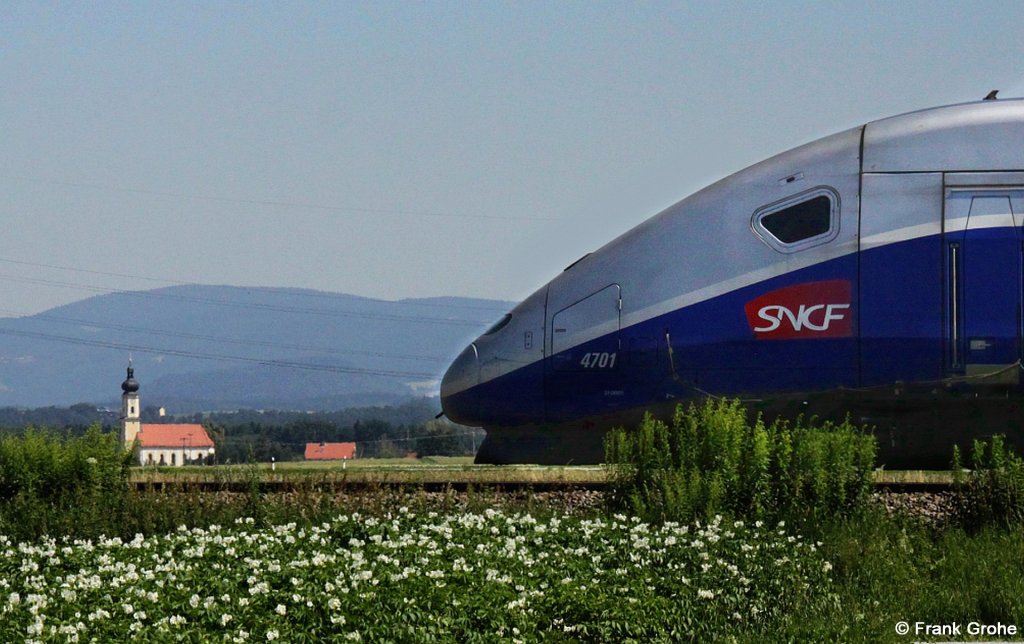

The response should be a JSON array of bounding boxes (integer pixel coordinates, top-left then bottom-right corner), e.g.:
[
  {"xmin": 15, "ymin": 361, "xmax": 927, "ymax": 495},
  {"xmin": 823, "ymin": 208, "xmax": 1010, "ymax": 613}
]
[{"xmin": 3, "ymin": 1, "xmax": 1024, "ymax": 317}]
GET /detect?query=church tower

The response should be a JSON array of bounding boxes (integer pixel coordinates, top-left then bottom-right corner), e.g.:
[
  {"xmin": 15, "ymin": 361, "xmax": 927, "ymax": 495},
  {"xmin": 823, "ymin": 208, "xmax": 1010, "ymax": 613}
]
[{"xmin": 120, "ymin": 361, "xmax": 141, "ymax": 447}]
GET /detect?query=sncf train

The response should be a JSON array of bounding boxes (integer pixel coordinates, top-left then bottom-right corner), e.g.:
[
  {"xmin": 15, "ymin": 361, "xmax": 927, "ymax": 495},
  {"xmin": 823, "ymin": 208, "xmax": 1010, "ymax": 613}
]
[{"xmin": 441, "ymin": 99, "xmax": 1024, "ymax": 466}]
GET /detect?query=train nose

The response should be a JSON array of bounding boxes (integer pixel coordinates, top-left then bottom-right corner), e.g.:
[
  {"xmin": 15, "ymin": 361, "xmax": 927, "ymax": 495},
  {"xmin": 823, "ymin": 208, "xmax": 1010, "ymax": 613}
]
[{"xmin": 440, "ymin": 343, "xmax": 480, "ymax": 425}]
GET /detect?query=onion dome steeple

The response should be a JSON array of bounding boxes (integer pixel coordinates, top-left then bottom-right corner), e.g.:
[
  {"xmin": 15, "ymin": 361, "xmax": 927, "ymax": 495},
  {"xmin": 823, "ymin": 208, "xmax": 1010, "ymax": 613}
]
[
  {"xmin": 120, "ymin": 358, "xmax": 141, "ymax": 449},
  {"xmin": 121, "ymin": 362, "xmax": 139, "ymax": 393}
]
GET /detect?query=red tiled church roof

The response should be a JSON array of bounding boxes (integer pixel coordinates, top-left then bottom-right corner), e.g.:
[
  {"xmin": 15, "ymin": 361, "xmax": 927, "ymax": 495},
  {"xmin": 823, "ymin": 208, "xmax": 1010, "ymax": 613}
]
[
  {"xmin": 138, "ymin": 424, "xmax": 214, "ymax": 448},
  {"xmin": 304, "ymin": 442, "xmax": 356, "ymax": 460}
]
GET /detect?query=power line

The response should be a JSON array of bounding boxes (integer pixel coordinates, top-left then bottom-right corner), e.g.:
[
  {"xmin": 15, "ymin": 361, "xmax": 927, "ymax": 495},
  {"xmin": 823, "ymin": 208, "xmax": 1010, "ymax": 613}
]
[
  {"xmin": 0, "ymin": 307, "xmax": 448, "ymax": 364},
  {"xmin": 6, "ymin": 174, "xmax": 561, "ymax": 222},
  {"xmin": 0, "ymin": 256, "xmax": 180, "ymax": 285},
  {"xmin": 0, "ymin": 327, "xmax": 439, "ymax": 379}
]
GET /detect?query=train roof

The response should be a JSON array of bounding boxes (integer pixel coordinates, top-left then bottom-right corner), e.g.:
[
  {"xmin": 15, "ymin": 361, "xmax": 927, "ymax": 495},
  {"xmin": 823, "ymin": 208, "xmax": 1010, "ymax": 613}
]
[
  {"xmin": 550, "ymin": 99, "xmax": 1024, "ymax": 306},
  {"xmin": 864, "ymin": 98, "xmax": 1024, "ymax": 173},
  {"xmin": 623, "ymin": 99, "xmax": 1024, "ymax": 239}
]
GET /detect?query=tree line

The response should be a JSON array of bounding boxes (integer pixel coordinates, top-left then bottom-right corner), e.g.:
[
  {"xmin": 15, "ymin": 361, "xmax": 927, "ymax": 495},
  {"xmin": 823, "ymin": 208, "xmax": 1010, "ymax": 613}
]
[{"xmin": 0, "ymin": 399, "xmax": 483, "ymax": 462}]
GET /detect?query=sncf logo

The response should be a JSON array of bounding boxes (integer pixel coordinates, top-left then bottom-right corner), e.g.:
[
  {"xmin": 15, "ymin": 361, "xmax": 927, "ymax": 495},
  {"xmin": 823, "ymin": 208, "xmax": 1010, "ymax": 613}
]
[{"xmin": 744, "ymin": 280, "xmax": 853, "ymax": 340}]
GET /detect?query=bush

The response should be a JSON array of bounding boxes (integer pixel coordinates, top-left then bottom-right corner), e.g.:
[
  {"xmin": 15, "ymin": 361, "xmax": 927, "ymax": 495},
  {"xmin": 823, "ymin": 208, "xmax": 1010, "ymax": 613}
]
[
  {"xmin": 605, "ymin": 399, "xmax": 876, "ymax": 524},
  {"xmin": 0, "ymin": 424, "xmax": 130, "ymax": 500},
  {"xmin": 0, "ymin": 425, "xmax": 133, "ymax": 540},
  {"xmin": 952, "ymin": 435, "xmax": 1024, "ymax": 530}
]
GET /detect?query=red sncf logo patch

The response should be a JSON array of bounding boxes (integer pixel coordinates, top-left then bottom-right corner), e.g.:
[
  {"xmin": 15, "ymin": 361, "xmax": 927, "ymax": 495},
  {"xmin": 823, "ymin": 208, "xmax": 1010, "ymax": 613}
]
[{"xmin": 744, "ymin": 280, "xmax": 853, "ymax": 340}]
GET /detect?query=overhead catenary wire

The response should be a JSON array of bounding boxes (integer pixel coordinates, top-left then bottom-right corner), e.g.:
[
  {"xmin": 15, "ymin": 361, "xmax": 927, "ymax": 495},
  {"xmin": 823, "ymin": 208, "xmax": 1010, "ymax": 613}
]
[
  {"xmin": 6, "ymin": 174, "xmax": 562, "ymax": 222},
  {"xmin": 0, "ymin": 307, "xmax": 448, "ymax": 364},
  {"xmin": 0, "ymin": 327, "xmax": 439, "ymax": 379},
  {"xmin": 0, "ymin": 257, "xmax": 501, "ymax": 382}
]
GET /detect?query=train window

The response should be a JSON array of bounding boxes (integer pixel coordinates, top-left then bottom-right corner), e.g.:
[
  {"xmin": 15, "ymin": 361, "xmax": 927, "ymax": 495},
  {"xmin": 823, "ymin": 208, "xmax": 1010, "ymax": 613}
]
[
  {"xmin": 761, "ymin": 196, "xmax": 831, "ymax": 243},
  {"xmin": 753, "ymin": 187, "xmax": 839, "ymax": 252},
  {"xmin": 484, "ymin": 314, "xmax": 512, "ymax": 335}
]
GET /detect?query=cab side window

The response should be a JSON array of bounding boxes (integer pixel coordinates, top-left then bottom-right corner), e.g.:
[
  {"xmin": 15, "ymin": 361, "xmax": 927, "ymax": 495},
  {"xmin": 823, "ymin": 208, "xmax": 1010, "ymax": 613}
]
[{"xmin": 753, "ymin": 188, "xmax": 839, "ymax": 252}]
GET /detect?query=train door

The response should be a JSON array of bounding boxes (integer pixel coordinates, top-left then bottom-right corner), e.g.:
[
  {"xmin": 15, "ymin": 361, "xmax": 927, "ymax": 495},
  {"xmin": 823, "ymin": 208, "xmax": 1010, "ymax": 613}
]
[
  {"xmin": 545, "ymin": 284, "xmax": 622, "ymax": 422},
  {"xmin": 859, "ymin": 173, "xmax": 945, "ymax": 386},
  {"xmin": 944, "ymin": 185, "xmax": 1024, "ymax": 381}
]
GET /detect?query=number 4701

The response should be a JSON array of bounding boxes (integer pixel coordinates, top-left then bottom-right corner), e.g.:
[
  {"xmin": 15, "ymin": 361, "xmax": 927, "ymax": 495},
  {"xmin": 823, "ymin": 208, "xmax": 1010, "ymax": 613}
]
[{"xmin": 579, "ymin": 352, "xmax": 617, "ymax": 369}]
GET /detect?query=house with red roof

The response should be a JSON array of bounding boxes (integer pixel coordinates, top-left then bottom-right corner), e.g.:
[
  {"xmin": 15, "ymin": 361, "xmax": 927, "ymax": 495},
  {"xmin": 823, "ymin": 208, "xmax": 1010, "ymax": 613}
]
[
  {"xmin": 137, "ymin": 423, "xmax": 216, "ymax": 466},
  {"xmin": 304, "ymin": 442, "xmax": 357, "ymax": 461},
  {"xmin": 120, "ymin": 363, "xmax": 216, "ymax": 466}
]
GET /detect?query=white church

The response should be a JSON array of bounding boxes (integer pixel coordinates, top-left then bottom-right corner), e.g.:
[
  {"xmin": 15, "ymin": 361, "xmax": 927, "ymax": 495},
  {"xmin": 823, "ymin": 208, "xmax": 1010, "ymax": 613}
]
[{"xmin": 120, "ymin": 362, "xmax": 216, "ymax": 466}]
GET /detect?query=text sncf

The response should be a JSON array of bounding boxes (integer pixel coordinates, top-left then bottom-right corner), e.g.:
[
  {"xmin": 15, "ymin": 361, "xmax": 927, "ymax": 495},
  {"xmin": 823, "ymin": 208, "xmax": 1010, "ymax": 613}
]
[
  {"xmin": 744, "ymin": 280, "xmax": 853, "ymax": 339},
  {"xmin": 753, "ymin": 303, "xmax": 850, "ymax": 333}
]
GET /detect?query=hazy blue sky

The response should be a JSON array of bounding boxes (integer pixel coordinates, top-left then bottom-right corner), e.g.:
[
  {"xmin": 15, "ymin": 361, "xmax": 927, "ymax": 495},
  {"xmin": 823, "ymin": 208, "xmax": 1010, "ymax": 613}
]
[{"xmin": 3, "ymin": 1, "xmax": 1024, "ymax": 316}]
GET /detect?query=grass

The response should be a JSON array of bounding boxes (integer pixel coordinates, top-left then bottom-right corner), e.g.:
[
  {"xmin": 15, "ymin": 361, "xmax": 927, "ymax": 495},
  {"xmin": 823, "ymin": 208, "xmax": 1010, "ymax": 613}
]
[
  {"xmin": 784, "ymin": 508, "xmax": 1024, "ymax": 642},
  {"xmin": 130, "ymin": 458, "xmax": 609, "ymax": 486},
  {"xmin": 873, "ymin": 470, "xmax": 953, "ymax": 485}
]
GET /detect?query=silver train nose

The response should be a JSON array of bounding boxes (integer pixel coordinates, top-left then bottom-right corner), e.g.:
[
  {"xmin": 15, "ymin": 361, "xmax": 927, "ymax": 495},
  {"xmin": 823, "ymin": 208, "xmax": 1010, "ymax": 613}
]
[{"xmin": 440, "ymin": 343, "xmax": 480, "ymax": 425}]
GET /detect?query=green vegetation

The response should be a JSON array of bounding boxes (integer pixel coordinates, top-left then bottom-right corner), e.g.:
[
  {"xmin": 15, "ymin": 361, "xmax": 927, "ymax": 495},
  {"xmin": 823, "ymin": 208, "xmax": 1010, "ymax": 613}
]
[
  {"xmin": 0, "ymin": 425, "xmax": 130, "ymax": 501},
  {"xmin": 208, "ymin": 416, "xmax": 478, "ymax": 463},
  {"xmin": 5, "ymin": 407, "xmax": 1024, "ymax": 640},
  {"xmin": 0, "ymin": 426, "xmax": 134, "ymax": 540},
  {"xmin": 0, "ymin": 428, "xmax": 600, "ymax": 543},
  {"xmin": 600, "ymin": 400, "xmax": 1024, "ymax": 640},
  {"xmin": 0, "ymin": 399, "xmax": 484, "ymax": 462},
  {"xmin": 952, "ymin": 434, "xmax": 1024, "ymax": 530},
  {"xmin": 605, "ymin": 398, "xmax": 876, "ymax": 524},
  {"xmin": 0, "ymin": 402, "xmax": 110, "ymax": 433},
  {"xmin": 0, "ymin": 510, "xmax": 834, "ymax": 642},
  {"xmin": 783, "ymin": 508, "xmax": 1024, "ymax": 641}
]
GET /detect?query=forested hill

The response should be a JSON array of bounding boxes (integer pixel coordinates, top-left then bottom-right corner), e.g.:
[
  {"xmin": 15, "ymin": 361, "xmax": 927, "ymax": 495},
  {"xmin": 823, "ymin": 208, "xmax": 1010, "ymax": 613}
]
[{"xmin": 0, "ymin": 285, "xmax": 514, "ymax": 410}]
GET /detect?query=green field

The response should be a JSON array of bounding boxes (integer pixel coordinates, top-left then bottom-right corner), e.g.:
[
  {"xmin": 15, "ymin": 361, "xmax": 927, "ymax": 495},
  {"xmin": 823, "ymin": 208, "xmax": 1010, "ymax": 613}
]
[
  {"xmin": 129, "ymin": 457, "xmax": 611, "ymax": 485},
  {"xmin": 0, "ymin": 509, "xmax": 836, "ymax": 641},
  {"xmin": 4, "ymin": 501, "xmax": 1024, "ymax": 642}
]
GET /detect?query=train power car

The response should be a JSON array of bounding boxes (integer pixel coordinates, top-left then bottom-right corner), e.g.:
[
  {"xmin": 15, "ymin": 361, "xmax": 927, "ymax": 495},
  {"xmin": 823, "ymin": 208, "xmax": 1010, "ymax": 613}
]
[{"xmin": 441, "ymin": 99, "xmax": 1024, "ymax": 466}]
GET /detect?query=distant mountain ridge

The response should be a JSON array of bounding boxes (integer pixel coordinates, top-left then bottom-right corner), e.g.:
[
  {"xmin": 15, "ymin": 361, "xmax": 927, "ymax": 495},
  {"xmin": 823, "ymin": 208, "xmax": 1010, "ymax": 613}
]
[{"xmin": 0, "ymin": 285, "xmax": 513, "ymax": 411}]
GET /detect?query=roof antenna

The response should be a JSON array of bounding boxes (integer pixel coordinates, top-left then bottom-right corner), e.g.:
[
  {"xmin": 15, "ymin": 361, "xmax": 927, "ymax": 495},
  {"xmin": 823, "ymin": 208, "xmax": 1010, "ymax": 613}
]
[{"xmin": 984, "ymin": 89, "xmax": 999, "ymax": 100}]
